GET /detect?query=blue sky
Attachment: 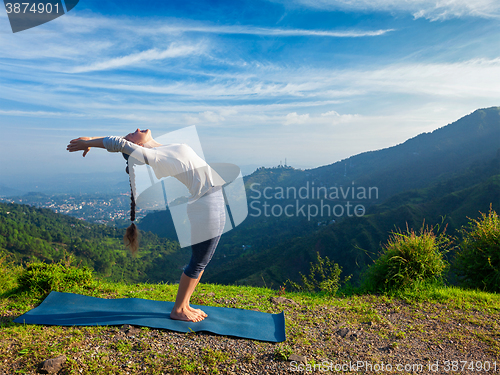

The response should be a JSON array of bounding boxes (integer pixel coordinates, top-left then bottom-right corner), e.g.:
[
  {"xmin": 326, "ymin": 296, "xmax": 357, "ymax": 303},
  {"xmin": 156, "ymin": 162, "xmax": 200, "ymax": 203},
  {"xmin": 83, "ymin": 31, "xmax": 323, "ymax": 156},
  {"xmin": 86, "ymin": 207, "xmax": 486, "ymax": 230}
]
[{"xmin": 1, "ymin": 0, "xmax": 499, "ymax": 184}]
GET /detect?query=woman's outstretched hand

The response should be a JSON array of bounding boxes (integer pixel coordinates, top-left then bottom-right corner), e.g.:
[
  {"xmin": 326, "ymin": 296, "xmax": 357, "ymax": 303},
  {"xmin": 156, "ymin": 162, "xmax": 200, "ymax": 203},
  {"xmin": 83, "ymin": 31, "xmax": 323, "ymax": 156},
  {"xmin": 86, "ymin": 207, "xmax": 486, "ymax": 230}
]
[{"xmin": 67, "ymin": 137, "xmax": 92, "ymax": 157}]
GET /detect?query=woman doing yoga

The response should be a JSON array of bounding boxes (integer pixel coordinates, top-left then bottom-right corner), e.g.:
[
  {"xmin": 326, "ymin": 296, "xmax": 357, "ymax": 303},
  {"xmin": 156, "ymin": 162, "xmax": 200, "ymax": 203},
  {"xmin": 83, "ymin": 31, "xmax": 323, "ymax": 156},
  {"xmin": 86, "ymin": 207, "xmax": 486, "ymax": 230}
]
[{"xmin": 66, "ymin": 129, "xmax": 226, "ymax": 322}]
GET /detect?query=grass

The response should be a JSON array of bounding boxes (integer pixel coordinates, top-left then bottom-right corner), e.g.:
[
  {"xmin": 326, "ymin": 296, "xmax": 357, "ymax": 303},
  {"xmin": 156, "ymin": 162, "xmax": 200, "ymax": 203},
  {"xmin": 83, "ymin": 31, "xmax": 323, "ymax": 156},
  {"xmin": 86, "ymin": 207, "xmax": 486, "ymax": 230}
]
[
  {"xmin": 1, "ymin": 256, "xmax": 500, "ymax": 374},
  {"xmin": 454, "ymin": 205, "xmax": 500, "ymax": 292},
  {"xmin": 362, "ymin": 224, "xmax": 450, "ymax": 292}
]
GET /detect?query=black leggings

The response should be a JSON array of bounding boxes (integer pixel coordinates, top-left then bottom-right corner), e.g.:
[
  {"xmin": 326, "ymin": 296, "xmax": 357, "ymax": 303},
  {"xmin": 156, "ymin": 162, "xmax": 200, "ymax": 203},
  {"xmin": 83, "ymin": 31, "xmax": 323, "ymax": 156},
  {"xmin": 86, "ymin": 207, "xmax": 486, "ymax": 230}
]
[
  {"xmin": 183, "ymin": 235, "xmax": 222, "ymax": 279},
  {"xmin": 183, "ymin": 186, "xmax": 225, "ymax": 279}
]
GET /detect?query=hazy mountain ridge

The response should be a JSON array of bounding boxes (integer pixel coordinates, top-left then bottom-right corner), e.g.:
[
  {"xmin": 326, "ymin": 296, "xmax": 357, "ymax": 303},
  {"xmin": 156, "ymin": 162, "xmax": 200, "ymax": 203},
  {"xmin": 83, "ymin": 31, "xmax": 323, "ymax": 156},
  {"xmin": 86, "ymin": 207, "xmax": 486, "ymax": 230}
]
[
  {"xmin": 201, "ymin": 107, "xmax": 500, "ymax": 286},
  {"xmin": 205, "ymin": 164, "xmax": 499, "ymax": 287},
  {"xmin": 308, "ymin": 106, "xmax": 500, "ymax": 200}
]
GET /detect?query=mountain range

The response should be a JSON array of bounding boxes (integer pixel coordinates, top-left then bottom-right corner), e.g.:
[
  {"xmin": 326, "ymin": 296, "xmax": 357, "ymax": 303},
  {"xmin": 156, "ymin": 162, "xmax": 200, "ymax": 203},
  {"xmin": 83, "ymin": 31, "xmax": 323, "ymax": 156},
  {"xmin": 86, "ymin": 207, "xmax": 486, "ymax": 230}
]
[{"xmin": 1, "ymin": 107, "xmax": 499, "ymax": 288}]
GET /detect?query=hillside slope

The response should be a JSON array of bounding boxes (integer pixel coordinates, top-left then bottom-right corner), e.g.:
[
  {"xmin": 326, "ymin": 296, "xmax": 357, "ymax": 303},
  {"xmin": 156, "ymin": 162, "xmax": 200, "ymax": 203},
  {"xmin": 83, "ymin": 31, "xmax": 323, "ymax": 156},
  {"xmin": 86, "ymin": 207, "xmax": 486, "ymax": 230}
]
[
  {"xmin": 205, "ymin": 155, "xmax": 500, "ymax": 287},
  {"xmin": 0, "ymin": 203, "xmax": 188, "ymax": 284}
]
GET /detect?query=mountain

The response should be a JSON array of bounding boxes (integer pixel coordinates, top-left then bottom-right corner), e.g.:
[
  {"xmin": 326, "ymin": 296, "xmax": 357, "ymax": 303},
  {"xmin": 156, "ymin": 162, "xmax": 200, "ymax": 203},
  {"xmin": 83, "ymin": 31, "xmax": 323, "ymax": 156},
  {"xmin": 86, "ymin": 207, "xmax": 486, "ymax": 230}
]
[
  {"xmin": 0, "ymin": 184, "xmax": 25, "ymax": 197},
  {"xmin": 2, "ymin": 107, "xmax": 499, "ymax": 289},
  {"xmin": 205, "ymin": 157, "xmax": 500, "ymax": 287},
  {"xmin": 139, "ymin": 107, "xmax": 500, "ymax": 287}
]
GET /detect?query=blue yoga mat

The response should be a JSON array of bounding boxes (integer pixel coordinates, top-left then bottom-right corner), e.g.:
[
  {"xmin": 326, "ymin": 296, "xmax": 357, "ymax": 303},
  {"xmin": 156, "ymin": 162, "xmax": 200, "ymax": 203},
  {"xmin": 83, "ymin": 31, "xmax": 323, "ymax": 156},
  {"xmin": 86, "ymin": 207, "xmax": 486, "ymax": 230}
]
[{"xmin": 14, "ymin": 291, "xmax": 286, "ymax": 343}]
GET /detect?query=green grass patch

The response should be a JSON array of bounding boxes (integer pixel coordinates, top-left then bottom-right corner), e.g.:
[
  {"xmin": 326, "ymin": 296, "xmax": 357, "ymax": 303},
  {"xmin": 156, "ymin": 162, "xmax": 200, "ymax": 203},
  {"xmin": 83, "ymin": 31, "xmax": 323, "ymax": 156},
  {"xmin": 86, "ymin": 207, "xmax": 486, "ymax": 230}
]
[
  {"xmin": 454, "ymin": 206, "xmax": 500, "ymax": 293},
  {"xmin": 363, "ymin": 224, "xmax": 450, "ymax": 292}
]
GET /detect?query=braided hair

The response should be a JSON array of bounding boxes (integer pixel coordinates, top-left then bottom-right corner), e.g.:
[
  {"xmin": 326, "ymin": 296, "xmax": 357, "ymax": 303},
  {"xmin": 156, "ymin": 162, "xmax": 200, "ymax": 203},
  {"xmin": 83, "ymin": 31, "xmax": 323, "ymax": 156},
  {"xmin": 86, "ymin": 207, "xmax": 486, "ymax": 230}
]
[{"xmin": 123, "ymin": 153, "xmax": 140, "ymax": 256}]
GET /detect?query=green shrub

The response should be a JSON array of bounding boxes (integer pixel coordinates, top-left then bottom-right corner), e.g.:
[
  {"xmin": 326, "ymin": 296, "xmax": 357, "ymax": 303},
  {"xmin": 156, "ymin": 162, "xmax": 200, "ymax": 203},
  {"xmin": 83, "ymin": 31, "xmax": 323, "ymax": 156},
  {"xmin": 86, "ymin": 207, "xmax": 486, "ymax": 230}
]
[
  {"xmin": 17, "ymin": 257, "xmax": 96, "ymax": 296},
  {"xmin": 363, "ymin": 224, "xmax": 449, "ymax": 292},
  {"xmin": 0, "ymin": 253, "xmax": 23, "ymax": 295},
  {"xmin": 454, "ymin": 206, "xmax": 500, "ymax": 292},
  {"xmin": 286, "ymin": 252, "xmax": 349, "ymax": 295}
]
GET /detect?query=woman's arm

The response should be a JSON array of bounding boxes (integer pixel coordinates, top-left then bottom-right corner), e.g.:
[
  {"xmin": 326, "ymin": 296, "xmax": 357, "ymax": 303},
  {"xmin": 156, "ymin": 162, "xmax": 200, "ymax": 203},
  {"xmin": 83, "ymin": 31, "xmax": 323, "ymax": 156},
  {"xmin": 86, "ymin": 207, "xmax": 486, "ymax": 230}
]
[
  {"xmin": 102, "ymin": 136, "xmax": 156, "ymax": 166},
  {"xmin": 67, "ymin": 136, "xmax": 156, "ymax": 166},
  {"xmin": 66, "ymin": 137, "xmax": 105, "ymax": 157}
]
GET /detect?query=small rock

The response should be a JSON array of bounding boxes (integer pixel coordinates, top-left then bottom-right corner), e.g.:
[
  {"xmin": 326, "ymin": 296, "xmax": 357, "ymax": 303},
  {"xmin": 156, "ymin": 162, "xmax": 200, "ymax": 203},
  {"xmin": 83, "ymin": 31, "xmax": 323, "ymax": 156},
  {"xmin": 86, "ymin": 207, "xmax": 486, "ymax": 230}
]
[
  {"xmin": 120, "ymin": 324, "xmax": 141, "ymax": 336},
  {"xmin": 379, "ymin": 345, "xmax": 395, "ymax": 353},
  {"xmin": 269, "ymin": 297, "xmax": 298, "ymax": 306},
  {"xmin": 289, "ymin": 354, "xmax": 307, "ymax": 363},
  {"xmin": 337, "ymin": 328, "xmax": 350, "ymax": 338},
  {"xmin": 38, "ymin": 355, "xmax": 66, "ymax": 374}
]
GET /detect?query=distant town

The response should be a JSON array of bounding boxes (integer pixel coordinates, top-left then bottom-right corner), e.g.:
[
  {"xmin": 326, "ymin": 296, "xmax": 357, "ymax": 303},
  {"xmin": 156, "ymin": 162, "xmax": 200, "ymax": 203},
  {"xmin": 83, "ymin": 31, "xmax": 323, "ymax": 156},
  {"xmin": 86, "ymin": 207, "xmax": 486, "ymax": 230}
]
[{"xmin": 0, "ymin": 192, "xmax": 150, "ymax": 226}]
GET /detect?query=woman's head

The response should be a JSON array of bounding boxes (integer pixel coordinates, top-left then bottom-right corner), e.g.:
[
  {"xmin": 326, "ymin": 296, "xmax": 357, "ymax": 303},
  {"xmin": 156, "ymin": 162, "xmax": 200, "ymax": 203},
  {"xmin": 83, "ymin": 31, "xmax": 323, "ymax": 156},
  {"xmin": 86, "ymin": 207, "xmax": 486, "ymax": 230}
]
[{"xmin": 124, "ymin": 128, "xmax": 153, "ymax": 146}]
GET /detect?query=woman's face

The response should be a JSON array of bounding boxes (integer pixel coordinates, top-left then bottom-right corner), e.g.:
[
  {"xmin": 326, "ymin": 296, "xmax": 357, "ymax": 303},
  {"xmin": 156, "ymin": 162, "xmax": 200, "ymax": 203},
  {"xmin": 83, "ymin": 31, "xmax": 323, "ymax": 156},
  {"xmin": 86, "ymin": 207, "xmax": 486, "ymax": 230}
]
[{"xmin": 124, "ymin": 128, "xmax": 152, "ymax": 145}]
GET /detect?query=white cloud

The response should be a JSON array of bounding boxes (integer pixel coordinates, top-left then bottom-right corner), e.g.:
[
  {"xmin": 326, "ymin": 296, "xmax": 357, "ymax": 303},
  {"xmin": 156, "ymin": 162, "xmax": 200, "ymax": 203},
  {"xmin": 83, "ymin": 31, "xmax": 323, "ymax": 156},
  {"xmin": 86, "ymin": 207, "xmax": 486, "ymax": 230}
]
[
  {"xmin": 271, "ymin": 0, "xmax": 500, "ymax": 20},
  {"xmin": 157, "ymin": 24, "xmax": 394, "ymax": 38},
  {"xmin": 69, "ymin": 44, "xmax": 204, "ymax": 73},
  {"xmin": 320, "ymin": 111, "xmax": 360, "ymax": 125},
  {"xmin": 0, "ymin": 109, "xmax": 86, "ymax": 117},
  {"xmin": 348, "ymin": 58, "xmax": 500, "ymax": 98},
  {"xmin": 284, "ymin": 112, "xmax": 310, "ymax": 125},
  {"xmin": 321, "ymin": 110, "xmax": 340, "ymax": 117},
  {"xmin": 181, "ymin": 110, "xmax": 238, "ymax": 125},
  {"xmin": 201, "ymin": 111, "xmax": 225, "ymax": 123}
]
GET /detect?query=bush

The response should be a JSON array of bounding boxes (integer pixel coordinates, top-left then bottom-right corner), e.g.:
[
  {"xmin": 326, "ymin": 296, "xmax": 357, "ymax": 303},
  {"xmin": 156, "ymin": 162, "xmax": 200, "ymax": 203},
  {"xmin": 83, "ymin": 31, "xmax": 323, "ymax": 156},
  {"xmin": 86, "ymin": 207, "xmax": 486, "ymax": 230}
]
[
  {"xmin": 17, "ymin": 256, "xmax": 96, "ymax": 296},
  {"xmin": 454, "ymin": 206, "xmax": 500, "ymax": 292},
  {"xmin": 363, "ymin": 224, "xmax": 449, "ymax": 292},
  {"xmin": 286, "ymin": 252, "xmax": 349, "ymax": 295},
  {"xmin": 0, "ymin": 253, "xmax": 23, "ymax": 295}
]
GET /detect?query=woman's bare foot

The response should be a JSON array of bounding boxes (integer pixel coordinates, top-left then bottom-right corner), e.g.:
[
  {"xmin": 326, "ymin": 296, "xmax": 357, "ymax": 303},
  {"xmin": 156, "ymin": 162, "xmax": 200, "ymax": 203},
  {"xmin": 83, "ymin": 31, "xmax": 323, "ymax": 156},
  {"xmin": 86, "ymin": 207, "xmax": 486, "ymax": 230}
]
[
  {"xmin": 170, "ymin": 306, "xmax": 206, "ymax": 322},
  {"xmin": 188, "ymin": 305, "xmax": 207, "ymax": 317}
]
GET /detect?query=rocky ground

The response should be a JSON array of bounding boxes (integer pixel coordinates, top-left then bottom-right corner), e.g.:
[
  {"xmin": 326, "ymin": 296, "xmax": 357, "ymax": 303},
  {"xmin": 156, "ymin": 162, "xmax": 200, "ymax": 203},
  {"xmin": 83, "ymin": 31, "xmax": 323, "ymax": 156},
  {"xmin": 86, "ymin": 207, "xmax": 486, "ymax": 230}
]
[{"xmin": 1, "ymin": 294, "xmax": 499, "ymax": 374}]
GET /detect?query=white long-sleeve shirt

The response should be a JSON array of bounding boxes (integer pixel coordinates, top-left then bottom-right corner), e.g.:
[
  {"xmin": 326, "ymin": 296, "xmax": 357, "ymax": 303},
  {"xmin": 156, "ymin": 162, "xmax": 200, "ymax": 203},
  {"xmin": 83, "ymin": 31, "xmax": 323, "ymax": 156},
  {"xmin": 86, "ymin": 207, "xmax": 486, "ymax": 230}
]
[{"xmin": 103, "ymin": 136, "xmax": 224, "ymax": 202}]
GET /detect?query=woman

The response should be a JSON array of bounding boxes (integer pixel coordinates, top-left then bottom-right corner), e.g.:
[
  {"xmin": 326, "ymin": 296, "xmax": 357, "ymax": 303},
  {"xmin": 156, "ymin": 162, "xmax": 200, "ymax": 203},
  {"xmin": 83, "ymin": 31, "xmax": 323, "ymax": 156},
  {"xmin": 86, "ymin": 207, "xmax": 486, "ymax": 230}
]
[{"xmin": 66, "ymin": 129, "xmax": 226, "ymax": 322}]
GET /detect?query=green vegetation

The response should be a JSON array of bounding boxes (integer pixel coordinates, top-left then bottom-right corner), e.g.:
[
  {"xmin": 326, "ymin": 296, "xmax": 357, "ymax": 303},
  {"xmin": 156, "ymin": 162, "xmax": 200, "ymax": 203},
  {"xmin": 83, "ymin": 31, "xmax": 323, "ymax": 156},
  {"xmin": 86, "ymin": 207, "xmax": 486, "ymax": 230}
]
[
  {"xmin": 286, "ymin": 252, "xmax": 350, "ymax": 295},
  {"xmin": 0, "ymin": 202, "xmax": 189, "ymax": 285},
  {"xmin": 16, "ymin": 255, "xmax": 97, "ymax": 297},
  {"xmin": 202, "ymin": 107, "xmax": 500, "ymax": 287},
  {"xmin": 274, "ymin": 344, "xmax": 293, "ymax": 361},
  {"xmin": 362, "ymin": 224, "xmax": 450, "ymax": 292},
  {"xmin": 205, "ymin": 171, "xmax": 499, "ymax": 288},
  {"xmin": 454, "ymin": 206, "xmax": 500, "ymax": 292},
  {"xmin": 1, "ymin": 255, "xmax": 500, "ymax": 374}
]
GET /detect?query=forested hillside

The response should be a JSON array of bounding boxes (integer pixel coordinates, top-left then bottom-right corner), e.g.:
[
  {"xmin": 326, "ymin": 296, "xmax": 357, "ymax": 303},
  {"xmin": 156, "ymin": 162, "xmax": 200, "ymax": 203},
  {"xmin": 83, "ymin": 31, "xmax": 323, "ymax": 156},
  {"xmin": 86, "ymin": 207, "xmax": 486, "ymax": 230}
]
[
  {"xmin": 205, "ymin": 162, "xmax": 499, "ymax": 287},
  {"xmin": 0, "ymin": 203, "xmax": 189, "ymax": 284}
]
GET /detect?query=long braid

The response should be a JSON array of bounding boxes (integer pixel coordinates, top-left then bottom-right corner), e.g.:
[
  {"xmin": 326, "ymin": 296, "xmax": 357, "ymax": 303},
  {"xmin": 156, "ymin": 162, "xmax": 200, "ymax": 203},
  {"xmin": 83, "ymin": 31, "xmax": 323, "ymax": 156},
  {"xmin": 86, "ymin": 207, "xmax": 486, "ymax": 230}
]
[
  {"xmin": 123, "ymin": 158, "xmax": 140, "ymax": 256},
  {"xmin": 129, "ymin": 171, "xmax": 136, "ymax": 222}
]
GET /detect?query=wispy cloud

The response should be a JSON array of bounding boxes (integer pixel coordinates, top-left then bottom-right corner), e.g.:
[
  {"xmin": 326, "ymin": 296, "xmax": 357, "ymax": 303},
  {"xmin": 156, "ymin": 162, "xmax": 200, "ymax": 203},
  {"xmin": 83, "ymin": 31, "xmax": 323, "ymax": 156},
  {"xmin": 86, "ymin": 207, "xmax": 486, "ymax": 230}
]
[
  {"xmin": 69, "ymin": 44, "xmax": 205, "ymax": 73},
  {"xmin": 271, "ymin": 0, "xmax": 500, "ymax": 20},
  {"xmin": 2, "ymin": 57, "xmax": 499, "ymax": 120},
  {"xmin": 0, "ymin": 109, "xmax": 83, "ymax": 117},
  {"xmin": 1, "ymin": 6, "xmax": 499, "ymax": 173},
  {"xmin": 156, "ymin": 24, "xmax": 394, "ymax": 38}
]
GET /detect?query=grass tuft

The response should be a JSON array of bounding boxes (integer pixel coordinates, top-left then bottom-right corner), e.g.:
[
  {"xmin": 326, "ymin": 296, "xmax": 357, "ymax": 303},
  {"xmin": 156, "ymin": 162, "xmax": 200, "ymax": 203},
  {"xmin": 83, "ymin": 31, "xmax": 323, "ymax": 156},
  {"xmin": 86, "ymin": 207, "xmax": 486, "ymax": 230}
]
[
  {"xmin": 454, "ymin": 206, "xmax": 500, "ymax": 292},
  {"xmin": 363, "ymin": 223, "xmax": 450, "ymax": 292}
]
